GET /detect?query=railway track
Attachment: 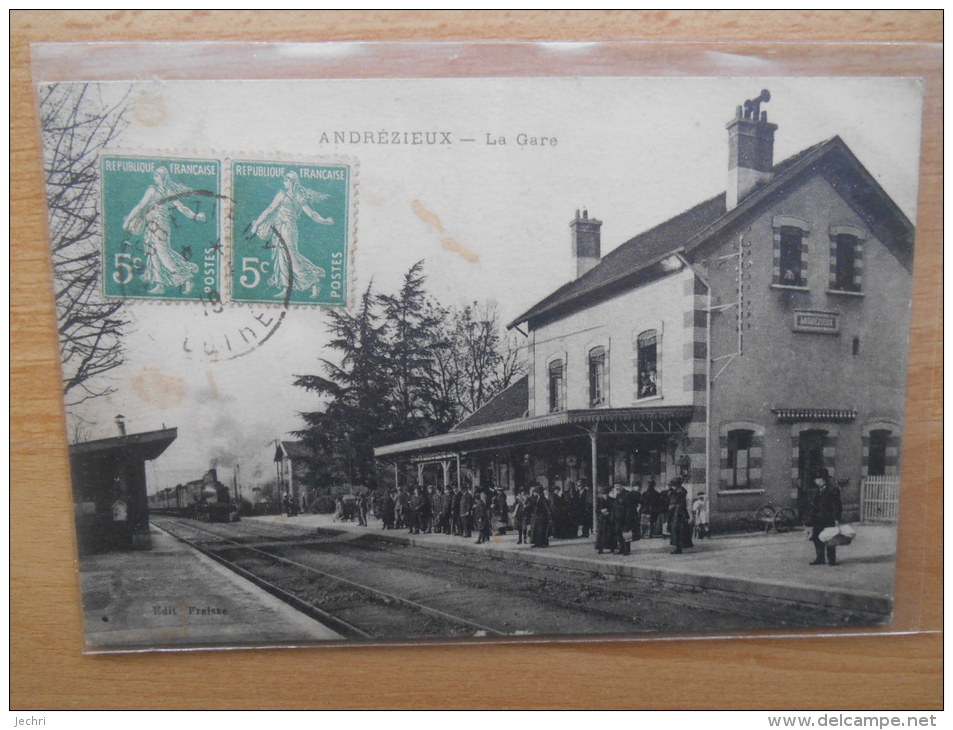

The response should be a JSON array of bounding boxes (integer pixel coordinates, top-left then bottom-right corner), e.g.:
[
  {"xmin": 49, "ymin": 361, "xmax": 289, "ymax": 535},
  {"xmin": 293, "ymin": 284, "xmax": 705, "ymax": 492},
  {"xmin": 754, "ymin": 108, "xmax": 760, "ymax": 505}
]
[
  {"xmin": 154, "ymin": 517, "xmax": 506, "ymax": 640},
  {"xmin": 154, "ymin": 516, "xmax": 877, "ymax": 640}
]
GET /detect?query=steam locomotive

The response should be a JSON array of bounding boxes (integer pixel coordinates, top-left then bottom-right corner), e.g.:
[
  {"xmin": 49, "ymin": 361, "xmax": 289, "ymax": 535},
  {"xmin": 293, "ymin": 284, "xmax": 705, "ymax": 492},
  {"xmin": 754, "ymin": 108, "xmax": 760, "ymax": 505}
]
[{"xmin": 148, "ymin": 468, "xmax": 240, "ymax": 523}]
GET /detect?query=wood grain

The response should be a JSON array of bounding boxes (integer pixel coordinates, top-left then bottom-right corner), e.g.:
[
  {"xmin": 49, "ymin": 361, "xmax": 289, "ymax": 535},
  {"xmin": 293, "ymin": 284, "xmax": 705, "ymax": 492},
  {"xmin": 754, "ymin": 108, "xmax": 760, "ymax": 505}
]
[{"xmin": 11, "ymin": 11, "xmax": 942, "ymax": 710}]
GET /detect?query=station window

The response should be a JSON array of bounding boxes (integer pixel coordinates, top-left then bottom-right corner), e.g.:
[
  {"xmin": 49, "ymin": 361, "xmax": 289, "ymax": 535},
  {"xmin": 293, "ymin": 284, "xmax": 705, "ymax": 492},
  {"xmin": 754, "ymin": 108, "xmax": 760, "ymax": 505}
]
[
  {"xmin": 778, "ymin": 226, "xmax": 805, "ymax": 286},
  {"xmin": 726, "ymin": 429, "xmax": 753, "ymax": 489},
  {"xmin": 588, "ymin": 347, "xmax": 606, "ymax": 407},
  {"xmin": 832, "ymin": 233, "xmax": 861, "ymax": 292},
  {"xmin": 636, "ymin": 330, "xmax": 658, "ymax": 399},
  {"xmin": 548, "ymin": 359, "xmax": 565, "ymax": 413}
]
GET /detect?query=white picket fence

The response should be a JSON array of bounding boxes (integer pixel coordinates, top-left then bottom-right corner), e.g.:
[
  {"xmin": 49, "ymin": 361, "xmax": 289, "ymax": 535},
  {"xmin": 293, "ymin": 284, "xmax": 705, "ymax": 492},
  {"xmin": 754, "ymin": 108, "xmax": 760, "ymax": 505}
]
[{"xmin": 860, "ymin": 475, "xmax": 900, "ymax": 522}]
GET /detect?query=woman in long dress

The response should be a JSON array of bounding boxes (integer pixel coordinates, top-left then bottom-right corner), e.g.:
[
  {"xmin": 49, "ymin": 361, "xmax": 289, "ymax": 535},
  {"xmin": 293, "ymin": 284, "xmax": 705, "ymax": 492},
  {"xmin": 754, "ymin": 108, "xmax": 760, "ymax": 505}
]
[
  {"xmin": 529, "ymin": 486, "xmax": 550, "ymax": 548},
  {"xmin": 595, "ymin": 488, "xmax": 615, "ymax": 554},
  {"xmin": 668, "ymin": 478, "xmax": 694, "ymax": 554},
  {"xmin": 251, "ymin": 171, "xmax": 333, "ymax": 298},
  {"xmin": 123, "ymin": 166, "xmax": 204, "ymax": 295}
]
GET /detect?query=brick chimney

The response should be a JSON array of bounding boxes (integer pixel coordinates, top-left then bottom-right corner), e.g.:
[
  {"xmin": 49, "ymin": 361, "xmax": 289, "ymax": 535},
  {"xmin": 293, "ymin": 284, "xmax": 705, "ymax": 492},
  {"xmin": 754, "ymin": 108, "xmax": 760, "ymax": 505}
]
[
  {"xmin": 726, "ymin": 89, "xmax": 777, "ymax": 210},
  {"xmin": 571, "ymin": 208, "xmax": 602, "ymax": 278}
]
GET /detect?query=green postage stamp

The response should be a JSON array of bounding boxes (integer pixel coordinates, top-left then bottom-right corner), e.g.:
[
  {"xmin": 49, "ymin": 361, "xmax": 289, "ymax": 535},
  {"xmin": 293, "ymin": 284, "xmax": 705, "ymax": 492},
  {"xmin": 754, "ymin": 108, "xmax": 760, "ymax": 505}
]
[
  {"xmin": 229, "ymin": 159, "xmax": 351, "ymax": 306},
  {"xmin": 101, "ymin": 155, "xmax": 222, "ymax": 303}
]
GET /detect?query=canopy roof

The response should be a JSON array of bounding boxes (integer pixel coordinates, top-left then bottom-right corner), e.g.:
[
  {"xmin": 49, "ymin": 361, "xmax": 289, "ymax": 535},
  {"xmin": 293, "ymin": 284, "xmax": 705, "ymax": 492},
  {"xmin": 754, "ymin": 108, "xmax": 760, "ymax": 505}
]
[
  {"xmin": 375, "ymin": 406, "xmax": 693, "ymax": 460},
  {"xmin": 69, "ymin": 427, "xmax": 177, "ymax": 463}
]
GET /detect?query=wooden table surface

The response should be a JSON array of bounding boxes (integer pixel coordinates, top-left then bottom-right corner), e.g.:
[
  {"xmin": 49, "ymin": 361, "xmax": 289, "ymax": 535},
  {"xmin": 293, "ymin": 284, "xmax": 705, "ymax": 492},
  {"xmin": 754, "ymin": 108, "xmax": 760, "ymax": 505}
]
[{"xmin": 11, "ymin": 11, "xmax": 942, "ymax": 710}]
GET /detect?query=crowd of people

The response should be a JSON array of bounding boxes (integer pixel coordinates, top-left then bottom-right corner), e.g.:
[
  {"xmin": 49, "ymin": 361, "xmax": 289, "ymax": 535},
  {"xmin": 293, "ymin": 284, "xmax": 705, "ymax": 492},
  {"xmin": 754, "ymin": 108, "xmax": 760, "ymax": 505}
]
[
  {"xmin": 593, "ymin": 478, "xmax": 710, "ymax": 555},
  {"xmin": 323, "ymin": 471, "xmax": 848, "ymax": 566},
  {"xmin": 355, "ymin": 477, "xmax": 711, "ymax": 555}
]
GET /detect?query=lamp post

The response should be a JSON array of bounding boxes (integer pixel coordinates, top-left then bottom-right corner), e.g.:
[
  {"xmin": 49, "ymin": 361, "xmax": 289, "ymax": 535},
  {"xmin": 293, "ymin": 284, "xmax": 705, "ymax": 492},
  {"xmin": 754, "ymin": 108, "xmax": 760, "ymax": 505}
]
[{"xmin": 589, "ymin": 425, "xmax": 599, "ymax": 550}]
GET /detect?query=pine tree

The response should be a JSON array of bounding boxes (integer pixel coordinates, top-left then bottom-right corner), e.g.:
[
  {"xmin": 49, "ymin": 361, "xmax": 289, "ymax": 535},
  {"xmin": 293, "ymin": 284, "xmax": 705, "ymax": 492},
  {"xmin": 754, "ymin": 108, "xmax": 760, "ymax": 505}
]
[
  {"xmin": 377, "ymin": 260, "xmax": 446, "ymax": 442},
  {"xmin": 294, "ymin": 283, "xmax": 390, "ymax": 487}
]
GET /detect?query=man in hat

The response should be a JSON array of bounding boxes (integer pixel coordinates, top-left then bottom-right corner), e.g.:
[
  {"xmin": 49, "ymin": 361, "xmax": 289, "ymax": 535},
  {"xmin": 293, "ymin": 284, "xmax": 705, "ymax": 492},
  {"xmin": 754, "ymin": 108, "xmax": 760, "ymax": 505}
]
[
  {"xmin": 459, "ymin": 486, "xmax": 473, "ymax": 538},
  {"xmin": 644, "ymin": 479, "xmax": 665, "ymax": 537},
  {"xmin": 595, "ymin": 486, "xmax": 615, "ymax": 554},
  {"xmin": 627, "ymin": 482, "xmax": 643, "ymax": 541},
  {"xmin": 668, "ymin": 477, "xmax": 693, "ymax": 555},
  {"xmin": 611, "ymin": 484, "xmax": 628, "ymax": 551},
  {"xmin": 809, "ymin": 469, "xmax": 843, "ymax": 566}
]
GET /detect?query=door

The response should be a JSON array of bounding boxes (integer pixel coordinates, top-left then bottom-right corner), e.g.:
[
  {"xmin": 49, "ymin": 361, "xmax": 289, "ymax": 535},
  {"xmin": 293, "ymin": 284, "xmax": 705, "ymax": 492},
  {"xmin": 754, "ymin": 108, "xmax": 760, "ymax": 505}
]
[{"xmin": 797, "ymin": 429, "xmax": 827, "ymax": 520}]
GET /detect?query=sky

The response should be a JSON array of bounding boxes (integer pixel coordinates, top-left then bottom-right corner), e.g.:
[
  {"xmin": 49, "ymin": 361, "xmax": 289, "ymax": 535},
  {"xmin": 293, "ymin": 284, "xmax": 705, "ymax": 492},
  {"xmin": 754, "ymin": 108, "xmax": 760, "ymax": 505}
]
[{"xmin": 47, "ymin": 76, "xmax": 925, "ymax": 494}]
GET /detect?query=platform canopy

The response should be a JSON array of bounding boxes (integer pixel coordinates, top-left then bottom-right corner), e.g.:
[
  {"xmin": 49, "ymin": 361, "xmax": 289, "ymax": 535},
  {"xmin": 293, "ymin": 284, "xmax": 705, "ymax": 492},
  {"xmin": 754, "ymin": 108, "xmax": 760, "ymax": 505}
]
[
  {"xmin": 69, "ymin": 427, "xmax": 178, "ymax": 463},
  {"xmin": 375, "ymin": 406, "xmax": 694, "ymax": 461}
]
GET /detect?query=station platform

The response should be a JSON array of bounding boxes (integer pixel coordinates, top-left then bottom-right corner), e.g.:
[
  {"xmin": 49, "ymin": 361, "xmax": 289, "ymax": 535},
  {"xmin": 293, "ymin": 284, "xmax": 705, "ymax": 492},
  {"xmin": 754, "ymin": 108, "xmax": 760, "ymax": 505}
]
[
  {"xmin": 250, "ymin": 512, "xmax": 899, "ymax": 616},
  {"xmin": 78, "ymin": 525, "xmax": 343, "ymax": 652}
]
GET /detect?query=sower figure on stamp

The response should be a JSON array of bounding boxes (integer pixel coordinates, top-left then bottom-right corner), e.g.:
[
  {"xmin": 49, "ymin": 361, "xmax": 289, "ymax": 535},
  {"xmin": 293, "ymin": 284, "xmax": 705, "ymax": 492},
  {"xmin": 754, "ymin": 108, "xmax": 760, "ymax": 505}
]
[
  {"xmin": 122, "ymin": 166, "xmax": 203, "ymax": 295},
  {"xmin": 251, "ymin": 171, "xmax": 332, "ymax": 299},
  {"xmin": 809, "ymin": 469, "xmax": 843, "ymax": 566}
]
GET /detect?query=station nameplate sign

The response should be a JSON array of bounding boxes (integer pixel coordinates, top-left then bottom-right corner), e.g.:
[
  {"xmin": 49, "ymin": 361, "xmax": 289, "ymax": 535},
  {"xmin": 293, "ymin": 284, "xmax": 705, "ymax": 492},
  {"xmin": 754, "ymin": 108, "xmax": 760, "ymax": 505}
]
[{"xmin": 793, "ymin": 309, "xmax": 839, "ymax": 334}]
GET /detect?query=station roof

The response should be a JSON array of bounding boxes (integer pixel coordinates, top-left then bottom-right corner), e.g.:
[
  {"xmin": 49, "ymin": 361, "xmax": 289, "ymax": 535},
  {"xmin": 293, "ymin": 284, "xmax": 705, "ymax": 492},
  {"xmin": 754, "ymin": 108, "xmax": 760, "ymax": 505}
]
[
  {"xmin": 509, "ymin": 136, "xmax": 915, "ymax": 329},
  {"xmin": 451, "ymin": 376, "xmax": 529, "ymax": 432},
  {"xmin": 375, "ymin": 406, "xmax": 693, "ymax": 459},
  {"xmin": 69, "ymin": 427, "xmax": 177, "ymax": 463},
  {"xmin": 280, "ymin": 441, "xmax": 314, "ymax": 460}
]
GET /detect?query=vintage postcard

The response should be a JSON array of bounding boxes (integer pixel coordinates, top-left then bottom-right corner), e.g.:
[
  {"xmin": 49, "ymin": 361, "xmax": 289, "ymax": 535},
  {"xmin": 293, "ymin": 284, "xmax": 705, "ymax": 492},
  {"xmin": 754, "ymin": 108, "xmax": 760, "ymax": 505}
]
[{"xmin": 36, "ymin": 66, "xmax": 924, "ymax": 651}]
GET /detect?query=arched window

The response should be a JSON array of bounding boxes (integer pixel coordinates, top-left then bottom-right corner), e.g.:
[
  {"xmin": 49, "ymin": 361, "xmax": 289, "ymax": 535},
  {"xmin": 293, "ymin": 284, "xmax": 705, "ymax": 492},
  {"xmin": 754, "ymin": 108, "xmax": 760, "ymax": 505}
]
[
  {"xmin": 548, "ymin": 359, "xmax": 564, "ymax": 413},
  {"xmin": 772, "ymin": 216, "xmax": 810, "ymax": 288},
  {"xmin": 829, "ymin": 225, "xmax": 866, "ymax": 293},
  {"xmin": 832, "ymin": 234, "xmax": 860, "ymax": 291},
  {"xmin": 636, "ymin": 330, "xmax": 658, "ymax": 399},
  {"xmin": 726, "ymin": 429, "xmax": 754, "ymax": 489},
  {"xmin": 588, "ymin": 346, "xmax": 606, "ymax": 407},
  {"xmin": 778, "ymin": 227, "xmax": 805, "ymax": 286}
]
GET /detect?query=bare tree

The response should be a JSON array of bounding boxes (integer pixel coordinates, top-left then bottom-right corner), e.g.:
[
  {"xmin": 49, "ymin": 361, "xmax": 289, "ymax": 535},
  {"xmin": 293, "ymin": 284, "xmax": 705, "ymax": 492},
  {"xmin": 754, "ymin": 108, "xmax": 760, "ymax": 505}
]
[
  {"xmin": 431, "ymin": 301, "xmax": 526, "ymax": 420},
  {"xmin": 40, "ymin": 83, "xmax": 131, "ymax": 405}
]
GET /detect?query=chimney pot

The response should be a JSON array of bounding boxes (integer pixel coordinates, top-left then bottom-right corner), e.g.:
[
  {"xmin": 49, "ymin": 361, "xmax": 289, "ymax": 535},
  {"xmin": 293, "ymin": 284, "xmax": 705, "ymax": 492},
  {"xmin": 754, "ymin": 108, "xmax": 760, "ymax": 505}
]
[
  {"xmin": 570, "ymin": 209, "xmax": 603, "ymax": 279},
  {"xmin": 726, "ymin": 90, "xmax": 778, "ymax": 210}
]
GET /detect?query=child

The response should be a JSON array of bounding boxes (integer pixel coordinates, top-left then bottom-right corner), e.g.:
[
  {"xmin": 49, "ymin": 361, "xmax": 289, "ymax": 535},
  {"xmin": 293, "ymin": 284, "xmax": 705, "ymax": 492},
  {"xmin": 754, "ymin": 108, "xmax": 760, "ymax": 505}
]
[{"xmin": 692, "ymin": 491, "xmax": 710, "ymax": 540}]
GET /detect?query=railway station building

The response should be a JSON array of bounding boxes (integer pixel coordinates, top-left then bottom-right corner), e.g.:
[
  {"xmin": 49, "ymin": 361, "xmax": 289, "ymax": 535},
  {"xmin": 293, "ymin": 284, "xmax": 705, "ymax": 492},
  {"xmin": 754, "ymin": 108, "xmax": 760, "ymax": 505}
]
[
  {"xmin": 69, "ymin": 425, "xmax": 177, "ymax": 553},
  {"xmin": 375, "ymin": 94, "xmax": 914, "ymax": 530}
]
